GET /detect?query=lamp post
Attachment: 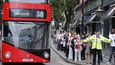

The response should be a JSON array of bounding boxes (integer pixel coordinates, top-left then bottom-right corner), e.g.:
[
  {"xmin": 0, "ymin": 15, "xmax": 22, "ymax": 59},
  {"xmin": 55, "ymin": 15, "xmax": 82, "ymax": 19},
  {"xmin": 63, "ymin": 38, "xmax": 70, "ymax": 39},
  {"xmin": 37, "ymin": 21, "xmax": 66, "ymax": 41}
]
[
  {"xmin": 95, "ymin": 0, "xmax": 105, "ymax": 49},
  {"xmin": 81, "ymin": 0, "xmax": 84, "ymax": 35},
  {"xmin": 96, "ymin": 6, "xmax": 104, "ymax": 34}
]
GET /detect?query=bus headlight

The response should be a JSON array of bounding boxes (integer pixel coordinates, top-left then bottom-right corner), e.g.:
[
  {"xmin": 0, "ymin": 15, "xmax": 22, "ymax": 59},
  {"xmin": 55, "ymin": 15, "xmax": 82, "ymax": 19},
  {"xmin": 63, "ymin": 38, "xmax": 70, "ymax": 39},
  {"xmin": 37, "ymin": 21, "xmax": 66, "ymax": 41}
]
[
  {"xmin": 5, "ymin": 51, "xmax": 11, "ymax": 59},
  {"xmin": 44, "ymin": 52, "xmax": 49, "ymax": 59}
]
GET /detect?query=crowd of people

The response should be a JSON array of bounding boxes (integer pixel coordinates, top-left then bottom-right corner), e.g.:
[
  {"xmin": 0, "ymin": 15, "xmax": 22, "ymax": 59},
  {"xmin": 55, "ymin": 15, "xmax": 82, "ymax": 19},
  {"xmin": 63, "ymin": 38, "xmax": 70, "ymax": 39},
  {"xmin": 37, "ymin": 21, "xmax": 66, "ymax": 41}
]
[
  {"xmin": 53, "ymin": 29, "xmax": 115, "ymax": 65},
  {"xmin": 53, "ymin": 30, "xmax": 93, "ymax": 63}
]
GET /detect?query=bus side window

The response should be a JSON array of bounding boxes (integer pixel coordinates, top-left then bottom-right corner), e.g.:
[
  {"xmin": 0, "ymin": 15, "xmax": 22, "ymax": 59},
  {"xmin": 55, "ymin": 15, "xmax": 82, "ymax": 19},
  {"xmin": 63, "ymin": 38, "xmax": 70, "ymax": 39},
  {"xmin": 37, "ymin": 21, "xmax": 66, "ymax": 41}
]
[
  {"xmin": 3, "ymin": 23, "xmax": 9, "ymax": 37},
  {"xmin": 3, "ymin": 23, "xmax": 12, "ymax": 43}
]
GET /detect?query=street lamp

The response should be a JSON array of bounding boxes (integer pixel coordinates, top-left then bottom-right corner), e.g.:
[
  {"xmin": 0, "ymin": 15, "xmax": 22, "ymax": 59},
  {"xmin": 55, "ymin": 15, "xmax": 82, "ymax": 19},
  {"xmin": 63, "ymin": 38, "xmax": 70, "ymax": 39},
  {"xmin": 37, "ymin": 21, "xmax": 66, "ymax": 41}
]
[
  {"xmin": 95, "ymin": 0, "xmax": 104, "ymax": 17},
  {"xmin": 95, "ymin": 6, "xmax": 104, "ymax": 17}
]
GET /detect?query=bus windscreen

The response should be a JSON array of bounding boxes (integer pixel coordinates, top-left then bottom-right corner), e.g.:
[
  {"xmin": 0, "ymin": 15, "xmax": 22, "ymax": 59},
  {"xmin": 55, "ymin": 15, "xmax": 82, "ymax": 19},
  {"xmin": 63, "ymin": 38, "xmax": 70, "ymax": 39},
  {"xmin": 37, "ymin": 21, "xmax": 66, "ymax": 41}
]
[
  {"xmin": 3, "ymin": 21, "xmax": 50, "ymax": 49},
  {"xmin": 5, "ymin": 0, "xmax": 48, "ymax": 4}
]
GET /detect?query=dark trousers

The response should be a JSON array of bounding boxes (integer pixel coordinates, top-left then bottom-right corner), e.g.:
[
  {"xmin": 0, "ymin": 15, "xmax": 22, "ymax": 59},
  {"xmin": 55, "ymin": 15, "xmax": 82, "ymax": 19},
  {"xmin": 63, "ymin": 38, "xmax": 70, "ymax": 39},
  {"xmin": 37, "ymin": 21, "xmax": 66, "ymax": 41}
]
[
  {"xmin": 109, "ymin": 46, "xmax": 115, "ymax": 63},
  {"xmin": 100, "ymin": 51, "xmax": 103, "ymax": 61},
  {"xmin": 81, "ymin": 46, "xmax": 86, "ymax": 60},
  {"xmin": 56, "ymin": 39, "xmax": 61, "ymax": 50},
  {"xmin": 72, "ymin": 46, "xmax": 75, "ymax": 60},
  {"xmin": 66, "ymin": 46, "xmax": 69, "ymax": 57},
  {"xmin": 92, "ymin": 49, "xmax": 101, "ymax": 65}
]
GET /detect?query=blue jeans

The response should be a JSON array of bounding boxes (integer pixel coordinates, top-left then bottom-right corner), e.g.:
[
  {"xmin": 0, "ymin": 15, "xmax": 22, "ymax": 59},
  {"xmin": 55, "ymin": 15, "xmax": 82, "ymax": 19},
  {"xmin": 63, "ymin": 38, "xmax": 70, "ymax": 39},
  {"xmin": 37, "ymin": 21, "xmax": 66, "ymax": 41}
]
[{"xmin": 109, "ymin": 46, "xmax": 115, "ymax": 63}]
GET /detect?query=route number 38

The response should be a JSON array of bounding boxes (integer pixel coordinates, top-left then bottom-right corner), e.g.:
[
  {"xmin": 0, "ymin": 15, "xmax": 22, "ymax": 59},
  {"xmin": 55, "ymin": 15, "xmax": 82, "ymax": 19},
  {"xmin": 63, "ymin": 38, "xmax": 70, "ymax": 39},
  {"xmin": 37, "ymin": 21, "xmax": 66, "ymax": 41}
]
[{"xmin": 36, "ymin": 11, "xmax": 44, "ymax": 18}]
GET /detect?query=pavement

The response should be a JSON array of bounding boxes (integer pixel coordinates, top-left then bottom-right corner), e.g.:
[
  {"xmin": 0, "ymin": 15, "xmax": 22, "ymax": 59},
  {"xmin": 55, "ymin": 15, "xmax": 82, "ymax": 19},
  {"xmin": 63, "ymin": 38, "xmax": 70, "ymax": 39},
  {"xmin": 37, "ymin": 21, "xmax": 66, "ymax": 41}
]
[{"xmin": 51, "ymin": 39, "xmax": 115, "ymax": 65}]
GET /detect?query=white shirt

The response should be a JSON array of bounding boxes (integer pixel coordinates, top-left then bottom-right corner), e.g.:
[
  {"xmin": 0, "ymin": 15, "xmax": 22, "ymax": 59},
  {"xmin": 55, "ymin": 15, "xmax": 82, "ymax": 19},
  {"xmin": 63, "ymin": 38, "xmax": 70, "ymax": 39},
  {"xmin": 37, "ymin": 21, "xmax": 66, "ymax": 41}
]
[
  {"xmin": 55, "ymin": 33, "xmax": 62, "ymax": 40},
  {"xmin": 109, "ymin": 34, "xmax": 115, "ymax": 47},
  {"xmin": 74, "ymin": 39, "xmax": 77, "ymax": 45}
]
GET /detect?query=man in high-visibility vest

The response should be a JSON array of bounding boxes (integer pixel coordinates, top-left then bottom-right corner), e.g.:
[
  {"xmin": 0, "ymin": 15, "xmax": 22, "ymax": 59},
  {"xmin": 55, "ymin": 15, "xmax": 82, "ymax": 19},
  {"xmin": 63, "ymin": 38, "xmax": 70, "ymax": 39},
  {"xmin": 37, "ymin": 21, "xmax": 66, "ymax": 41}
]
[{"xmin": 82, "ymin": 30, "xmax": 112, "ymax": 65}]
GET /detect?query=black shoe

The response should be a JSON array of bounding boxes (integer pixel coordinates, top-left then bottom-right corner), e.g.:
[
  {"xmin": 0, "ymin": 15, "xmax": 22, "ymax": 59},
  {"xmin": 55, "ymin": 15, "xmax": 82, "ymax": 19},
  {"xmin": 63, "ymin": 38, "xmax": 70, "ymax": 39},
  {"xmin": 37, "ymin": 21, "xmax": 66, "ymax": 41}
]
[
  {"xmin": 92, "ymin": 64, "xmax": 96, "ymax": 65},
  {"xmin": 81, "ymin": 57, "xmax": 86, "ymax": 60}
]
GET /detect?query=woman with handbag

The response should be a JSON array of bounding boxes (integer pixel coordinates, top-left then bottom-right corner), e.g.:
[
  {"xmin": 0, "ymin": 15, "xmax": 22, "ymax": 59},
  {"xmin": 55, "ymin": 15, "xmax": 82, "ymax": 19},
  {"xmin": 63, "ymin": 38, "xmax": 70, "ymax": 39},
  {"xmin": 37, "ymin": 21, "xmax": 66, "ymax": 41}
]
[{"xmin": 74, "ymin": 34, "xmax": 82, "ymax": 62}]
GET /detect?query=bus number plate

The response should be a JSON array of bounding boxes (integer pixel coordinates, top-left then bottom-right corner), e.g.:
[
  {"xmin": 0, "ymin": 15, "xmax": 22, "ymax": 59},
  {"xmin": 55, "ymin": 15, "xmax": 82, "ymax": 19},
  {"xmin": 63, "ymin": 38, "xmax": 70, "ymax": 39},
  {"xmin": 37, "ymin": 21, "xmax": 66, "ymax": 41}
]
[{"xmin": 22, "ymin": 58, "xmax": 33, "ymax": 62}]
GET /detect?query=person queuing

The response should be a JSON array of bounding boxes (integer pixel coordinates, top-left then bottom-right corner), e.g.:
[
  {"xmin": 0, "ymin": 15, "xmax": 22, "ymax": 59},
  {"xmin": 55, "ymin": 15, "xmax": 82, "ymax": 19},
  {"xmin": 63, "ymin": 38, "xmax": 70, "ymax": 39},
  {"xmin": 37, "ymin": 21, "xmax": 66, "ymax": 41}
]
[
  {"xmin": 81, "ymin": 34, "xmax": 87, "ymax": 60},
  {"xmin": 67, "ymin": 32, "xmax": 74, "ymax": 60},
  {"xmin": 71, "ymin": 32, "xmax": 76, "ymax": 61},
  {"xmin": 55, "ymin": 30, "xmax": 62, "ymax": 50},
  {"xmin": 60, "ymin": 31, "xmax": 66, "ymax": 51},
  {"xmin": 85, "ymin": 32, "xmax": 92, "ymax": 64},
  {"xmin": 107, "ymin": 29, "xmax": 115, "ymax": 64},
  {"xmin": 73, "ymin": 34, "xmax": 82, "ymax": 62},
  {"xmin": 82, "ymin": 30, "xmax": 112, "ymax": 65},
  {"xmin": 63, "ymin": 32, "xmax": 69, "ymax": 57}
]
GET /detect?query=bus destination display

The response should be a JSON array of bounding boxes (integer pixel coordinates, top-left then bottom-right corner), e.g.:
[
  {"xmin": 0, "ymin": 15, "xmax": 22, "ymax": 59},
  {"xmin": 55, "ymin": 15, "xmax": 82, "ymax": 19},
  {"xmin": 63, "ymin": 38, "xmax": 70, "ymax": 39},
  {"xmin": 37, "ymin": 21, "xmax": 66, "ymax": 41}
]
[{"xmin": 10, "ymin": 9, "xmax": 46, "ymax": 18}]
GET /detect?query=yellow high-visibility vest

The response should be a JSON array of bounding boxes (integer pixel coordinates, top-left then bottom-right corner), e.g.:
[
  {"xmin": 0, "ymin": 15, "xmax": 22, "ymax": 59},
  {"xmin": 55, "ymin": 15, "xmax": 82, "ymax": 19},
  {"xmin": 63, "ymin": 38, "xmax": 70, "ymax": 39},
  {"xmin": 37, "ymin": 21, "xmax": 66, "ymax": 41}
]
[{"xmin": 83, "ymin": 35, "xmax": 112, "ymax": 49}]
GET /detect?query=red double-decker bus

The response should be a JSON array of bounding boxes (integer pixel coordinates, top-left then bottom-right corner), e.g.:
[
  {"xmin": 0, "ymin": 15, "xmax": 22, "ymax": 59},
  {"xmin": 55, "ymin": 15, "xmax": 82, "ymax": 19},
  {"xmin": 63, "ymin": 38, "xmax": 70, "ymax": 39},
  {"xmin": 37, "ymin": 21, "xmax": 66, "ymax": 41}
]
[{"xmin": 1, "ymin": 0, "xmax": 52, "ymax": 64}]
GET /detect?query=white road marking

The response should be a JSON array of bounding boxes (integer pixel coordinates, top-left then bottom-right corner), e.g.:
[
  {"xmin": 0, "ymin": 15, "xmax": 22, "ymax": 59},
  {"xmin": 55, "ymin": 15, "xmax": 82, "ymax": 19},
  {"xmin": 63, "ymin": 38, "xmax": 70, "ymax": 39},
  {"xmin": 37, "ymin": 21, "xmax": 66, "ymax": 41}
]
[
  {"xmin": 57, "ymin": 58, "xmax": 73, "ymax": 65},
  {"xmin": 57, "ymin": 58, "xmax": 63, "ymax": 65}
]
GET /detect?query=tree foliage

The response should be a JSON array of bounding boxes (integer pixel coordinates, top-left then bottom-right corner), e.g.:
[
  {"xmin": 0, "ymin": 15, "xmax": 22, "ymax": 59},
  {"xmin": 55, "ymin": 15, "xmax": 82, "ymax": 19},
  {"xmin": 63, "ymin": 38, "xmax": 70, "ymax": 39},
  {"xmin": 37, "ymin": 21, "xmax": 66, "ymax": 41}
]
[
  {"xmin": 0, "ymin": 0, "xmax": 2, "ymax": 8},
  {"xmin": 51, "ymin": 0, "xmax": 79, "ymax": 30},
  {"xmin": 51, "ymin": 0, "xmax": 65, "ymax": 22}
]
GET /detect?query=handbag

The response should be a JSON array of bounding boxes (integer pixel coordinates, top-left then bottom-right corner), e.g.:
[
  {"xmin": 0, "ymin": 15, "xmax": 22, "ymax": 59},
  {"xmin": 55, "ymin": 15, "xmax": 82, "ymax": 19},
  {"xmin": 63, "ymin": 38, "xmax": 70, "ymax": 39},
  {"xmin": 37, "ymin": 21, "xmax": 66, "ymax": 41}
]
[{"xmin": 75, "ymin": 44, "xmax": 80, "ymax": 49}]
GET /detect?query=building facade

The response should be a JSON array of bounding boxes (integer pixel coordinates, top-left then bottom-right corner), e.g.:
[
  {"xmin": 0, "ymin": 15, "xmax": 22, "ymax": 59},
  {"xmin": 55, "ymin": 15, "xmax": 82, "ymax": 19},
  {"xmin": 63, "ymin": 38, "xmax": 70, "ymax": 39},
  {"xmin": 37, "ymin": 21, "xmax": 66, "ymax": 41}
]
[
  {"xmin": 73, "ymin": 0, "xmax": 115, "ymax": 35},
  {"xmin": 73, "ymin": 0, "xmax": 115, "ymax": 48}
]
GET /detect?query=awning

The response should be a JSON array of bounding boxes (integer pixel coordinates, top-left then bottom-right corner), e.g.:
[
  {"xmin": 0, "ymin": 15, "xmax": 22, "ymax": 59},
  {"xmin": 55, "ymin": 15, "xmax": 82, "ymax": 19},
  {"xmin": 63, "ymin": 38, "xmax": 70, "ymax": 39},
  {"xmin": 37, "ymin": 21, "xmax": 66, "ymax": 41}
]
[
  {"xmin": 103, "ymin": 4, "xmax": 115, "ymax": 19},
  {"xmin": 72, "ymin": 19, "xmax": 79, "ymax": 26},
  {"xmin": 89, "ymin": 14, "xmax": 97, "ymax": 22},
  {"xmin": 85, "ymin": 14, "xmax": 101, "ymax": 25}
]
